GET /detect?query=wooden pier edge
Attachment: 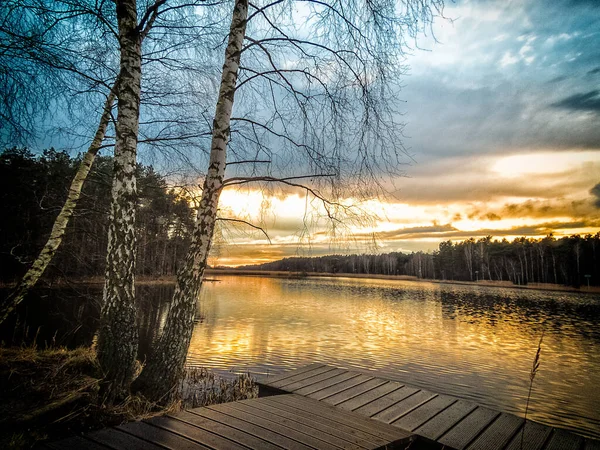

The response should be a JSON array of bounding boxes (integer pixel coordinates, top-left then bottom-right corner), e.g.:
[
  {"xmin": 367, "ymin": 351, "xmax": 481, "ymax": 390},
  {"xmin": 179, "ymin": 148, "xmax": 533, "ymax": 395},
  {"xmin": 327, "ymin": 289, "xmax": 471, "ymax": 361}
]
[
  {"xmin": 41, "ymin": 392, "xmax": 414, "ymax": 449},
  {"xmin": 257, "ymin": 364, "xmax": 600, "ymax": 450}
]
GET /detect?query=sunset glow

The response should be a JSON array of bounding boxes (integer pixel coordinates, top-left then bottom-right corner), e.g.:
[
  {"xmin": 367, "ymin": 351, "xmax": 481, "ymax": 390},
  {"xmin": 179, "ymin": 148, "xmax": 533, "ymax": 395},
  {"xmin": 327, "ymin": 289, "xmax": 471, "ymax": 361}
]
[
  {"xmin": 211, "ymin": 148, "xmax": 600, "ymax": 266},
  {"xmin": 207, "ymin": 0, "xmax": 600, "ymax": 267}
]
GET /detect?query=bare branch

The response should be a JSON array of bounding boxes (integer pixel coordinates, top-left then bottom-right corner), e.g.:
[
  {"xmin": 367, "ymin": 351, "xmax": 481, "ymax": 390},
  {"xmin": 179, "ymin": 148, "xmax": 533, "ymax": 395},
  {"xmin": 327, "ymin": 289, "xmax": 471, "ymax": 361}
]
[{"xmin": 216, "ymin": 217, "xmax": 271, "ymax": 243}]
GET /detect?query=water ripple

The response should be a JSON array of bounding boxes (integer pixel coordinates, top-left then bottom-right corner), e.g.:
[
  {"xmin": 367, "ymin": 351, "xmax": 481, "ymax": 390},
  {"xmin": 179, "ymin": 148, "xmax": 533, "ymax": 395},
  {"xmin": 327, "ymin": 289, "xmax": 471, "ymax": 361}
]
[{"xmin": 176, "ymin": 275, "xmax": 600, "ymax": 439}]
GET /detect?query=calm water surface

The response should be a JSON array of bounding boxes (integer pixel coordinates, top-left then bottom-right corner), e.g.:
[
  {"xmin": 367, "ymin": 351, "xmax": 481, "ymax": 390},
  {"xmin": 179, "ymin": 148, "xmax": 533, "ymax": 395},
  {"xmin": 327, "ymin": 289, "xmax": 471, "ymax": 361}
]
[
  {"xmin": 4, "ymin": 276, "xmax": 598, "ymax": 438},
  {"xmin": 187, "ymin": 276, "xmax": 600, "ymax": 438}
]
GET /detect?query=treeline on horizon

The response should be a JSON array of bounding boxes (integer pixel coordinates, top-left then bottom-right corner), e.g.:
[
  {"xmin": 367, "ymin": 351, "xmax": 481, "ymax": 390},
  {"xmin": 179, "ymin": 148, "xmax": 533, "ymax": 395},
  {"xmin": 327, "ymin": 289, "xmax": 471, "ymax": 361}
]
[
  {"xmin": 237, "ymin": 234, "xmax": 600, "ymax": 288},
  {"xmin": 1, "ymin": 148, "xmax": 194, "ymax": 283},
  {"xmin": 3, "ymin": 148, "xmax": 599, "ymax": 288}
]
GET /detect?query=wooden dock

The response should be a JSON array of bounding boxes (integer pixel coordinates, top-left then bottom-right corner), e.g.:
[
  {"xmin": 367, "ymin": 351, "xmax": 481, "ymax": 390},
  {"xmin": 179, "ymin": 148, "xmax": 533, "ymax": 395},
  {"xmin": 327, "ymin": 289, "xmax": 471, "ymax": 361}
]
[
  {"xmin": 257, "ymin": 364, "xmax": 600, "ymax": 450},
  {"xmin": 41, "ymin": 393, "xmax": 412, "ymax": 449}
]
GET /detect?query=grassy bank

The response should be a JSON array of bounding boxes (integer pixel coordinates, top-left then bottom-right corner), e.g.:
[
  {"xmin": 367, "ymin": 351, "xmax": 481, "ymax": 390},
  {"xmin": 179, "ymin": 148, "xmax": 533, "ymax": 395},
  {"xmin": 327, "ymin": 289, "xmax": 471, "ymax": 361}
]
[{"xmin": 0, "ymin": 346, "xmax": 257, "ymax": 449}]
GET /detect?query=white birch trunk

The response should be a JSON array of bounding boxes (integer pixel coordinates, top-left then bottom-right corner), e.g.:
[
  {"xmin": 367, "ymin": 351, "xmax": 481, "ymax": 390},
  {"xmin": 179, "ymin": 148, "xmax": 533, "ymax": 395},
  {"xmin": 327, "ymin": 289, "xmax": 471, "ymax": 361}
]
[
  {"xmin": 133, "ymin": 0, "xmax": 248, "ymax": 402},
  {"xmin": 0, "ymin": 85, "xmax": 117, "ymax": 325},
  {"xmin": 96, "ymin": 0, "xmax": 142, "ymax": 402}
]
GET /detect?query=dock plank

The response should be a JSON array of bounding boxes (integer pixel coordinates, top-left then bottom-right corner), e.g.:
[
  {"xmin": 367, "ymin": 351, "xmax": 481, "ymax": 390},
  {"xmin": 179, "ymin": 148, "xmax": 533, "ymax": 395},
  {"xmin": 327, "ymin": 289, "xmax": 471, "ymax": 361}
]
[
  {"xmin": 505, "ymin": 421, "xmax": 552, "ymax": 450},
  {"xmin": 45, "ymin": 436, "xmax": 111, "ymax": 450},
  {"xmin": 269, "ymin": 394, "xmax": 411, "ymax": 442},
  {"xmin": 118, "ymin": 421, "xmax": 211, "ymax": 450},
  {"xmin": 308, "ymin": 374, "xmax": 374, "ymax": 401},
  {"xmin": 373, "ymin": 390, "xmax": 437, "ymax": 424},
  {"xmin": 87, "ymin": 428, "xmax": 167, "ymax": 450},
  {"xmin": 544, "ymin": 429, "xmax": 584, "ymax": 450},
  {"xmin": 438, "ymin": 407, "xmax": 500, "ymax": 450},
  {"xmin": 208, "ymin": 401, "xmax": 342, "ymax": 450},
  {"xmin": 226, "ymin": 400, "xmax": 365, "ymax": 450},
  {"xmin": 263, "ymin": 363, "xmax": 325, "ymax": 385},
  {"xmin": 585, "ymin": 438, "xmax": 600, "ymax": 450},
  {"xmin": 260, "ymin": 396, "xmax": 393, "ymax": 447},
  {"xmin": 260, "ymin": 364, "xmax": 600, "ymax": 450},
  {"xmin": 270, "ymin": 366, "xmax": 336, "ymax": 389},
  {"xmin": 190, "ymin": 405, "xmax": 312, "ymax": 450},
  {"xmin": 323, "ymin": 378, "xmax": 389, "ymax": 406},
  {"xmin": 242, "ymin": 398, "xmax": 377, "ymax": 449},
  {"xmin": 149, "ymin": 415, "xmax": 249, "ymax": 450},
  {"xmin": 48, "ymin": 364, "xmax": 600, "ymax": 450},
  {"xmin": 466, "ymin": 413, "xmax": 523, "ymax": 450},
  {"xmin": 173, "ymin": 409, "xmax": 283, "ymax": 450},
  {"xmin": 283, "ymin": 368, "xmax": 348, "ymax": 392},
  {"xmin": 414, "ymin": 400, "xmax": 477, "ymax": 441},
  {"xmin": 294, "ymin": 371, "xmax": 360, "ymax": 396},
  {"xmin": 393, "ymin": 395, "xmax": 456, "ymax": 431},
  {"xmin": 336, "ymin": 381, "xmax": 404, "ymax": 412},
  {"xmin": 354, "ymin": 386, "xmax": 420, "ymax": 418}
]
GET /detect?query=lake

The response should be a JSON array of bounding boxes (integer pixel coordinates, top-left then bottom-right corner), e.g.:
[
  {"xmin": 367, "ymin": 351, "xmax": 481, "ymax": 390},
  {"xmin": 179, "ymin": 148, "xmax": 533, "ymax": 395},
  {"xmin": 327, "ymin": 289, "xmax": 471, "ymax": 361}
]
[
  {"xmin": 4, "ymin": 275, "xmax": 599, "ymax": 438},
  {"xmin": 189, "ymin": 276, "xmax": 600, "ymax": 439}
]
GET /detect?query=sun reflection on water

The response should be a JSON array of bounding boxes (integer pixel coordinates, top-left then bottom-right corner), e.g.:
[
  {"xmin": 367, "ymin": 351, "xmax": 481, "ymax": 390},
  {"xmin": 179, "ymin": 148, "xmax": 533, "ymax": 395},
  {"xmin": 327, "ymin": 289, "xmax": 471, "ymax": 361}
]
[{"xmin": 181, "ymin": 275, "xmax": 600, "ymax": 438}]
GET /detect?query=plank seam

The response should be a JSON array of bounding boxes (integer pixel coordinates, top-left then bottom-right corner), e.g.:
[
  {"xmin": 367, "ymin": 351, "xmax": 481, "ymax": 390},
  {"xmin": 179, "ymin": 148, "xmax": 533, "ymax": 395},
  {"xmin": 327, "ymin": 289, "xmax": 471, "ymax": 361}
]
[
  {"xmin": 223, "ymin": 401, "xmax": 351, "ymax": 450},
  {"xmin": 404, "ymin": 399, "xmax": 459, "ymax": 432},
  {"xmin": 329, "ymin": 379, "xmax": 390, "ymax": 406},
  {"xmin": 186, "ymin": 408, "xmax": 294, "ymax": 450},
  {"xmin": 146, "ymin": 415, "xmax": 243, "ymax": 449},
  {"xmin": 384, "ymin": 394, "xmax": 439, "ymax": 426},
  {"xmin": 454, "ymin": 411, "xmax": 503, "ymax": 450},
  {"xmin": 274, "ymin": 366, "xmax": 336, "ymax": 389},
  {"xmin": 237, "ymin": 398, "xmax": 375, "ymax": 449},
  {"xmin": 357, "ymin": 387, "xmax": 421, "ymax": 418},
  {"xmin": 268, "ymin": 395, "xmax": 406, "ymax": 441},
  {"xmin": 307, "ymin": 374, "xmax": 369, "ymax": 398},
  {"xmin": 538, "ymin": 426, "xmax": 556, "ymax": 450},
  {"xmin": 416, "ymin": 402, "xmax": 478, "ymax": 441},
  {"xmin": 319, "ymin": 378, "xmax": 380, "ymax": 403},
  {"xmin": 287, "ymin": 369, "xmax": 351, "ymax": 392},
  {"xmin": 294, "ymin": 372, "xmax": 362, "ymax": 396},
  {"xmin": 86, "ymin": 428, "xmax": 169, "ymax": 450},
  {"xmin": 496, "ymin": 420, "xmax": 526, "ymax": 450},
  {"xmin": 116, "ymin": 424, "xmax": 184, "ymax": 450},
  {"xmin": 349, "ymin": 384, "xmax": 406, "ymax": 412},
  {"xmin": 263, "ymin": 363, "xmax": 327, "ymax": 385},
  {"xmin": 259, "ymin": 396, "xmax": 385, "ymax": 447},
  {"xmin": 203, "ymin": 403, "xmax": 326, "ymax": 450}
]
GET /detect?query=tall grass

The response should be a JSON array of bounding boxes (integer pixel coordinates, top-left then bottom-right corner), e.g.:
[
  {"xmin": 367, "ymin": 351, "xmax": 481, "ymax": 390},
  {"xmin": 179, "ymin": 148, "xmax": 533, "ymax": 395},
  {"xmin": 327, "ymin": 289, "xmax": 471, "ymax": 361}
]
[{"xmin": 521, "ymin": 333, "xmax": 544, "ymax": 449}]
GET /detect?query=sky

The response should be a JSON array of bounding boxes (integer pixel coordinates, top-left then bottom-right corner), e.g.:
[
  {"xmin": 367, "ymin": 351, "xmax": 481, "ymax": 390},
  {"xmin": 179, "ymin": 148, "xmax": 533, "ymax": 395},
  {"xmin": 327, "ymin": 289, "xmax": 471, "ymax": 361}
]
[{"xmin": 211, "ymin": 0, "xmax": 600, "ymax": 267}]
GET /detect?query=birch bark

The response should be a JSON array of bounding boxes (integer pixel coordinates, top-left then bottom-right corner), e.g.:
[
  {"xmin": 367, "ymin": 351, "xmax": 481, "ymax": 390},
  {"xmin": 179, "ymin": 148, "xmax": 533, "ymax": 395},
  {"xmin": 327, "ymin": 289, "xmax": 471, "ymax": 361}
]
[
  {"xmin": 0, "ymin": 84, "xmax": 117, "ymax": 325},
  {"xmin": 96, "ymin": 0, "xmax": 142, "ymax": 402},
  {"xmin": 133, "ymin": 0, "xmax": 248, "ymax": 402}
]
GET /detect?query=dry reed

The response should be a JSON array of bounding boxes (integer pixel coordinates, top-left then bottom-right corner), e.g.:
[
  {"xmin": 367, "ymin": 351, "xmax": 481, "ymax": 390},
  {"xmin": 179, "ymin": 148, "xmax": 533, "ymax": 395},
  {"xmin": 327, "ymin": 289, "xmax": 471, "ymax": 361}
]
[{"xmin": 521, "ymin": 333, "xmax": 544, "ymax": 450}]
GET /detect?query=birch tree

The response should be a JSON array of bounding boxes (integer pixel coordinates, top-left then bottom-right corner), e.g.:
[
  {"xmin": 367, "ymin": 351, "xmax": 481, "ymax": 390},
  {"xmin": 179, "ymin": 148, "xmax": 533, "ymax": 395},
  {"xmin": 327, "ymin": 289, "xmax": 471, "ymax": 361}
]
[
  {"xmin": 135, "ymin": 0, "xmax": 444, "ymax": 402},
  {"xmin": 0, "ymin": 0, "xmax": 120, "ymax": 324},
  {"xmin": 95, "ymin": 0, "xmax": 158, "ymax": 401},
  {"xmin": 0, "ymin": 84, "xmax": 117, "ymax": 325},
  {"xmin": 133, "ymin": 0, "xmax": 248, "ymax": 400}
]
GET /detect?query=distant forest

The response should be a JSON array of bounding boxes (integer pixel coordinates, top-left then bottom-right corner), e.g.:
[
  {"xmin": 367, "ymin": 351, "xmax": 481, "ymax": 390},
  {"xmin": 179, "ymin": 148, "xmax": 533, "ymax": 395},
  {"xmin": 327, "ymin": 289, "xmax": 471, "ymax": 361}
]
[
  {"xmin": 2, "ymin": 148, "xmax": 598, "ymax": 288},
  {"xmin": 238, "ymin": 235, "xmax": 600, "ymax": 288},
  {"xmin": 1, "ymin": 148, "xmax": 193, "ymax": 282}
]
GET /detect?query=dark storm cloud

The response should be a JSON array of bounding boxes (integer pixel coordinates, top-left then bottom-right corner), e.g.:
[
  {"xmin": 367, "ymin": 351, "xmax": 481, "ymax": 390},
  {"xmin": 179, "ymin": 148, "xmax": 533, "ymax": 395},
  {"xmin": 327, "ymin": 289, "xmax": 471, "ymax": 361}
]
[
  {"xmin": 374, "ymin": 224, "xmax": 458, "ymax": 240},
  {"xmin": 356, "ymin": 220, "xmax": 600, "ymax": 242},
  {"xmin": 500, "ymin": 199, "xmax": 593, "ymax": 219},
  {"xmin": 591, "ymin": 183, "xmax": 600, "ymax": 208},
  {"xmin": 394, "ymin": 159, "xmax": 599, "ymax": 204},
  {"xmin": 403, "ymin": 0, "xmax": 600, "ymax": 159},
  {"xmin": 552, "ymin": 90, "xmax": 600, "ymax": 113},
  {"xmin": 548, "ymin": 76, "xmax": 568, "ymax": 84}
]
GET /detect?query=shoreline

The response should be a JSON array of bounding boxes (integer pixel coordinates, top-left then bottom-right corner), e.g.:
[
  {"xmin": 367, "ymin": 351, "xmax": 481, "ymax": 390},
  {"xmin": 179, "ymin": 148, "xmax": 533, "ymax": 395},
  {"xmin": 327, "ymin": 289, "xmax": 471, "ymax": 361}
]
[
  {"xmin": 205, "ymin": 269, "xmax": 600, "ymax": 294},
  {"xmin": 4, "ymin": 270, "xmax": 598, "ymax": 294}
]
